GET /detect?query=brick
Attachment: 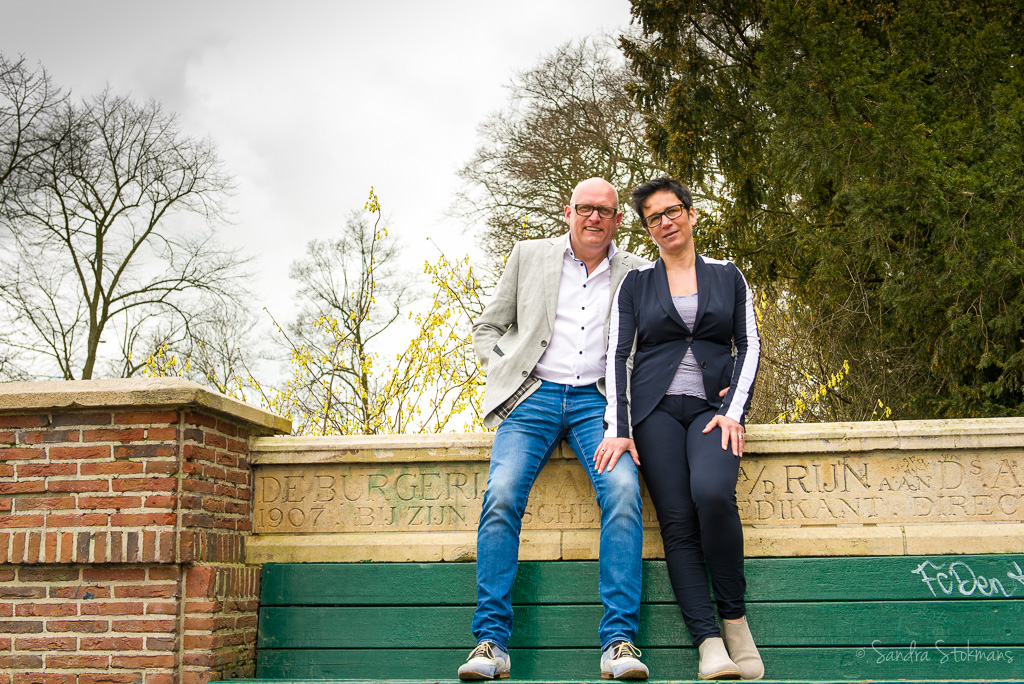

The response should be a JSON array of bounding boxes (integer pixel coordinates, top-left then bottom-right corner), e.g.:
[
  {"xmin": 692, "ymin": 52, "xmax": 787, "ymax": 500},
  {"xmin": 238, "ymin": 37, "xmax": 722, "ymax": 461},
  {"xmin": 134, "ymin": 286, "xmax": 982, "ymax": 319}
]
[
  {"xmin": 0, "ymin": 481, "xmax": 46, "ymax": 494},
  {"xmin": 46, "ymin": 479, "xmax": 109, "ymax": 493},
  {"xmin": 145, "ymin": 602, "xmax": 177, "ymax": 615},
  {"xmin": 45, "ymin": 512, "xmax": 109, "ymax": 527},
  {"xmin": 113, "ymin": 410, "xmax": 179, "ymax": 425},
  {"xmin": 13, "ymin": 675, "xmax": 76, "ymax": 684},
  {"xmin": 83, "ymin": 567, "xmax": 145, "ymax": 582},
  {"xmin": 80, "ymin": 461, "xmax": 144, "ymax": 475},
  {"xmin": 81, "ymin": 636, "xmax": 144, "ymax": 650},
  {"xmin": 0, "ymin": 431, "xmax": 15, "ymax": 445},
  {"xmin": 0, "ymin": 654, "xmax": 43, "ymax": 669},
  {"xmin": 83, "ymin": 428, "xmax": 145, "ymax": 442},
  {"xmin": 112, "ymin": 477, "xmax": 176, "ymax": 492},
  {"xmin": 148, "ymin": 566, "xmax": 179, "ymax": 581},
  {"xmin": 82, "ymin": 675, "xmax": 143, "ymax": 684},
  {"xmin": 145, "ymin": 636, "xmax": 175, "ymax": 651},
  {"xmin": 0, "ymin": 447, "xmax": 42, "ymax": 460},
  {"xmin": 46, "ymin": 619, "xmax": 108, "ymax": 632},
  {"xmin": 111, "ymin": 619, "xmax": 175, "ymax": 633},
  {"xmin": 145, "ymin": 426, "xmax": 178, "ymax": 441},
  {"xmin": 144, "ymin": 459, "xmax": 178, "ymax": 475},
  {"xmin": 51, "ymin": 412, "xmax": 112, "ymax": 426},
  {"xmin": 111, "ymin": 654, "xmax": 176, "ymax": 668},
  {"xmin": 143, "ymin": 675, "xmax": 174, "ymax": 684},
  {"xmin": 81, "ymin": 601, "xmax": 144, "ymax": 616},
  {"xmin": 48, "ymin": 445, "xmax": 108, "ymax": 460},
  {"xmin": 0, "ymin": 464, "xmax": 12, "ymax": 477},
  {"xmin": 15, "ymin": 636, "xmax": 76, "ymax": 650},
  {"xmin": 114, "ymin": 584, "xmax": 177, "ymax": 599},
  {"xmin": 0, "ymin": 620, "xmax": 43, "ymax": 633},
  {"xmin": 15, "ymin": 462, "xmax": 77, "ymax": 477},
  {"xmin": 22, "ymin": 430, "xmax": 79, "ymax": 444},
  {"xmin": 15, "ymin": 603, "xmax": 77, "ymax": 617},
  {"xmin": 79, "ymin": 495, "xmax": 143, "ymax": 509},
  {"xmin": 1, "ymin": 514, "xmax": 45, "ymax": 528},
  {"xmin": 0, "ymin": 415, "xmax": 48, "ymax": 429},
  {"xmin": 111, "ymin": 512, "xmax": 175, "ymax": 526},
  {"xmin": 141, "ymin": 494, "xmax": 176, "ymax": 509},
  {"xmin": 0, "ymin": 586, "xmax": 46, "ymax": 599},
  {"xmin": 15, "ymin": 495, "xmax": 75, "ymax": 511},
  {"xmin": 114, "ymin": 444, "xmax": 175, "ymax": 459},
  {"xmin": 185, "ymin": 411, "xmax": 217, "ymax": 429},
  {"xmin": 18, "ymin": 566, "xmax": 78, "ymax": 582},
  {"xmin": 46, "ymin": 653, "xmax": 110, "ymax": 668},
  {"xmin": 204, "ymin": 432, "xmax": 227, "ymax": 449},
  {"xmin": 0, "ymin": 567, "xmax": 13, "ymax": 581},
  {"xmin": 50, "ymin": 585, "xmax": 110, "ymax": 600},
  {"xmin": 0, "ymin": 497, "xmax": 11, "ymax": 511},
  {"xmin": 216, "ymin": 418, "xmax": 238, "ymax": 436}
]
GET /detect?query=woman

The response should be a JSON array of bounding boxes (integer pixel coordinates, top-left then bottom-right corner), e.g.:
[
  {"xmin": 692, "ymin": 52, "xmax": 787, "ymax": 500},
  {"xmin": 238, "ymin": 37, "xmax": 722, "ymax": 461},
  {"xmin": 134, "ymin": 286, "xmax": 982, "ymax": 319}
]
[{"xmin": 595, "ymin": 178, "xmax": 762, "ymax": 680}]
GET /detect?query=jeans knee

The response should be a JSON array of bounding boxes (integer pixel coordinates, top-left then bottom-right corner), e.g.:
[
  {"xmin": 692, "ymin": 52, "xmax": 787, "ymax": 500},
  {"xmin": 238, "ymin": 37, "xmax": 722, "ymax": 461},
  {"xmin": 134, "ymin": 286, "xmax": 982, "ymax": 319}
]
[
  {"xmin": 480, "ymin": 476, "xmax": 528, "ymax": 521},
  {"xmin": 598, "ymin": 473, "xmax": 642, "ymax": 517}
]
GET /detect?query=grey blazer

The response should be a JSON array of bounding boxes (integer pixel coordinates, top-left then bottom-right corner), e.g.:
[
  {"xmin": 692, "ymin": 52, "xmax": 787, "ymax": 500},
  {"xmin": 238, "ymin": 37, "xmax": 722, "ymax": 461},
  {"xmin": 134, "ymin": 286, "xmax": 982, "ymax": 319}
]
[{"xmin": 472, "ymin": 235, "xmax": 647, "ymax": 428}]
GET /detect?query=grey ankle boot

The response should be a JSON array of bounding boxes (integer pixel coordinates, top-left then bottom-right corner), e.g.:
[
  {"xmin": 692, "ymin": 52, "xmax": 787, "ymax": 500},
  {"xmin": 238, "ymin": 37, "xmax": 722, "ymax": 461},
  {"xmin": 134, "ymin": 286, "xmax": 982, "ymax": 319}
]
[
  {"xmin": 697, "ymin": 637, "xmax": 741, "ymax": 680},
  {"xmin": 722, "ymin": 619, "xmax": 764, "ymax": 680}
]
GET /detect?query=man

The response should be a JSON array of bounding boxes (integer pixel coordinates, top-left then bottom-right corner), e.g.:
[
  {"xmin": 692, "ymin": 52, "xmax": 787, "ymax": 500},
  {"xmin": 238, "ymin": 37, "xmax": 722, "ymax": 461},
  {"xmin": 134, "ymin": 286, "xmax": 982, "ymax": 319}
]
[{"xmin": 459, "ymin": 178, "xmax": 648, "ymax": 681}]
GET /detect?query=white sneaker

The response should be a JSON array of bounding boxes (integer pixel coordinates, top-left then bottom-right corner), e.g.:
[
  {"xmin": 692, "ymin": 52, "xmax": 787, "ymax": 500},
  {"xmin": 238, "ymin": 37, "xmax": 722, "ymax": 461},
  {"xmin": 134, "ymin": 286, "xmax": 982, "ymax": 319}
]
[
  {"xmin": 458, "ymin": 641, "xmax": 510, "ymax": 680},
  {"xmin": 601, "ymin": 640, "xmax": 649, "ymax": 680}
]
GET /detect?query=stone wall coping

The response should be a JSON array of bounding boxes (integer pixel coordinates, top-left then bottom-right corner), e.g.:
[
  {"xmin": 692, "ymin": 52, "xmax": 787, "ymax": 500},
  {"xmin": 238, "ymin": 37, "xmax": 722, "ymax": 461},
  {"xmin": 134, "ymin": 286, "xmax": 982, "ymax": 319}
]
[
  {"xmin": 0, "ymin": 377, "xmax": 291, "ymax": 435},
  {"xmin": 250, "ymin": 416, "xmax": 1024, "ymax": 464}
]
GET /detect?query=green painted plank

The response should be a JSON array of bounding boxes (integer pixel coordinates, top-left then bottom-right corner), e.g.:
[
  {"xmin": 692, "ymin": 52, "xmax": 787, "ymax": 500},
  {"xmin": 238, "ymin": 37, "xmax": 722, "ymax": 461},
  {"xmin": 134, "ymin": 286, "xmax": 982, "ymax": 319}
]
[
  {"xmin": 253, "ymin": 645, "xmax": 1024, "ymax": 680},
  {"xmin": 259, "ymin": 555, "xmax": 1024, "ymax": 606},
  {"xmin": 258, "ymin": 600, "xmax": 1024, "ymax": 649}
]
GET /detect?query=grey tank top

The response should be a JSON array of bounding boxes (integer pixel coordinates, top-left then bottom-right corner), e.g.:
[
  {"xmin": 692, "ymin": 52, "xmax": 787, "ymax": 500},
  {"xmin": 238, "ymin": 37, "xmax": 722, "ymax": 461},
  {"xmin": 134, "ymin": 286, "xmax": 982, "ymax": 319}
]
[{"xmin": 666, "ymin": 293, "xmax": 707, "ymax": 398}]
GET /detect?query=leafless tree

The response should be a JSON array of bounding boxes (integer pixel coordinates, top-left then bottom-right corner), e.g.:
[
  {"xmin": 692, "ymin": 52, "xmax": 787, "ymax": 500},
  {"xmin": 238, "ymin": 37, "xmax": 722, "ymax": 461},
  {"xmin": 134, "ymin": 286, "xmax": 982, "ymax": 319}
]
[
  {"xmin": 0, "ymin": 58, "xmax": 249, "ymax": 380},
  {"xmin": 455, "ymin": 35, "xmax": 666, "ymax": 266}
]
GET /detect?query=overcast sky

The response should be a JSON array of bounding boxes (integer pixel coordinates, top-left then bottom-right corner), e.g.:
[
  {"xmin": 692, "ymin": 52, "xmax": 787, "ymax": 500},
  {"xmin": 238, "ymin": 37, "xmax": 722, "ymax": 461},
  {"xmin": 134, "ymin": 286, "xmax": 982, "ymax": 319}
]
[{"xmin": 2, "ymin": 0, "xmax": 634, "ymax": 328}]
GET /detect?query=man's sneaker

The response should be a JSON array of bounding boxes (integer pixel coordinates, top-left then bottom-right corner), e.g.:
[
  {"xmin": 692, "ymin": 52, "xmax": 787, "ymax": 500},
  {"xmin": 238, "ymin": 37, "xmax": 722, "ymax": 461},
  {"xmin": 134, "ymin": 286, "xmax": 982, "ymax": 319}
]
[
  {"xmin": 601, "ymin": 640, "xmax": 649, "ymax": 680},
  {"xmin": 458, "ymin": 641, "xmax": 510, "ymax": 680}
]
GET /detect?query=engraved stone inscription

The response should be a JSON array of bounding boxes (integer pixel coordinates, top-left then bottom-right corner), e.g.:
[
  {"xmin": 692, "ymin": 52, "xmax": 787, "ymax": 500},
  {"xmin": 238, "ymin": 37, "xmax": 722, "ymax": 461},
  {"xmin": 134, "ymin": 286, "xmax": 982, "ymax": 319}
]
[
  {"xmin": 736, "ymin": 454, "xmax": 1024, "ymax": 524},
  {"xmin": 252, "ymin": 452, "xmax": 1024, "ymax": 534}
]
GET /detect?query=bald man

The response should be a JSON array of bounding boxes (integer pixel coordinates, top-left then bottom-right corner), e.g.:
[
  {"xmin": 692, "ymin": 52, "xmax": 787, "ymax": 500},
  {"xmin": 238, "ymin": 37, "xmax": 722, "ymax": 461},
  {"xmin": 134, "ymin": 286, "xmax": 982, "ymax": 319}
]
[{"xmin": 460, "ymin": 178, "xmax": 649, "ymax": 681}]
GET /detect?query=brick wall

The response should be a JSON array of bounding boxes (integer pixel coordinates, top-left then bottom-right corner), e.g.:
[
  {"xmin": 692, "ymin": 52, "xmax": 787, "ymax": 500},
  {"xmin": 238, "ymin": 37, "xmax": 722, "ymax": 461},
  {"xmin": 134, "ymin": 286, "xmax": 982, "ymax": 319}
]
[{"xmin": 0, "ymin": 380, "xmax": 288, "ymax": 684}]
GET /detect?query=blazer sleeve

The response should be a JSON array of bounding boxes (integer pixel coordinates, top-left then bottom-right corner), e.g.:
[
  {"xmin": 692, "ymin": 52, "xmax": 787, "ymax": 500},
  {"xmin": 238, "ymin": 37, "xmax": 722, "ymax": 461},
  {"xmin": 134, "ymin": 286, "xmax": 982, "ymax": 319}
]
[
  {"xmin": 604, "ymin": 271, "xmax": 636, "ymax": 439},
  {"xmin": 719, "ymin": 264, "xmax": 760, "ymax": 422},
  {"xmin": 471, "ymin": 243, "xmax": 521, "ymax": 373}
]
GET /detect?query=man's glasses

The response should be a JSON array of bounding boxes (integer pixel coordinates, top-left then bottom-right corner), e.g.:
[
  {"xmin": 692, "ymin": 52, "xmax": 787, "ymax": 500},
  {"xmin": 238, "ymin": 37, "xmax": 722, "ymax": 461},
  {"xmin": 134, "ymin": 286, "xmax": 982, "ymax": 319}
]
[
  {"xmin": 574, "ymin": 204, "xmax": 618, "ymax": 219},
  {"xmin": 642, "ymin": 203, "xmax": 689, "ymax": 229}
]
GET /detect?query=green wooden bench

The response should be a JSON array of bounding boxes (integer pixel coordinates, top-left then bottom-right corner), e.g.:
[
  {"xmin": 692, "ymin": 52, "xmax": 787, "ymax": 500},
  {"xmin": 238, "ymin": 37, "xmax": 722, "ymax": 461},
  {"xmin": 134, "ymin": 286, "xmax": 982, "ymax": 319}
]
[{"xmin": 233, "ymin": 554, "xmax": 1024, "ymax": 682}]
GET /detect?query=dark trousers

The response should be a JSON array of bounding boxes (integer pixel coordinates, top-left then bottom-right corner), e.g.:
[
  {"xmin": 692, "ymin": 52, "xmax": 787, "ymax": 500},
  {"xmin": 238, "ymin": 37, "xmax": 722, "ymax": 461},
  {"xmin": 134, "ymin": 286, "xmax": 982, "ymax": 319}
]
[{"xmin": 634, "ymin": 395, "xmax": 746, "ymax": 646}]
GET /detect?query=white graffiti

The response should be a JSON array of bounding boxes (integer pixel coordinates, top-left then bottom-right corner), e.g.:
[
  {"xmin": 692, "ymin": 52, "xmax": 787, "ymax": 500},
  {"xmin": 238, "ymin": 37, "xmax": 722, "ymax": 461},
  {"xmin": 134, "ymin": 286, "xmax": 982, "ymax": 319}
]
[{"xmin": 911, "ymin": 559, "xmax": 1024, "ymax": 598}]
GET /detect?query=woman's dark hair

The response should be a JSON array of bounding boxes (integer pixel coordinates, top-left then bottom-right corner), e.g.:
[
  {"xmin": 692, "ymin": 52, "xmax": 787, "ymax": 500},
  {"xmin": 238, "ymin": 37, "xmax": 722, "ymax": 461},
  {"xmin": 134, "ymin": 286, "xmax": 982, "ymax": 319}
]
[{"xmin": 630, "ymin": 177, "xmax": 693, "ymax": 220}]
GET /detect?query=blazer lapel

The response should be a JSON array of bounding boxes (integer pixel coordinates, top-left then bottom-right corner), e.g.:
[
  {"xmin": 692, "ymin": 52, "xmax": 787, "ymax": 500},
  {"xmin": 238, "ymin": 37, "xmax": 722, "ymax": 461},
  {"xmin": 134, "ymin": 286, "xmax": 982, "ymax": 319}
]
[
  {"xmin": 542, "ymin": 237, "xmax": 564, "ymax": 332},
  {"xmin": 655, "ymin": 258, "xmax": 690, "ymax": 331},
  {"xmin": 693, "ymin": 254, "xmax": 709, "ymax": 331}
]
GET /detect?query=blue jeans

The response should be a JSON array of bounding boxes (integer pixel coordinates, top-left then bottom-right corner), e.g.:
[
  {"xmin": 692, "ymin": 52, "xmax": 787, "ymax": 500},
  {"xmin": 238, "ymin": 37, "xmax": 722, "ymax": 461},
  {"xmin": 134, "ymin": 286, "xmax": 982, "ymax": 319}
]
[{"xmin": 472, "ymin": 381, "xmax": 644, "ymax": 651}]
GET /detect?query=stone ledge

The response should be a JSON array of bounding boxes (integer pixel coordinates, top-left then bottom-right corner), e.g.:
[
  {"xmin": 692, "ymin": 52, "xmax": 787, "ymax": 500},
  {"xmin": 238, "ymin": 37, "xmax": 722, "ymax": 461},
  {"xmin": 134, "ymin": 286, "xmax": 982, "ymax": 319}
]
[
  {"xmin": 0, "ymin": 377, "xmax": 290, "ymax": 435},
  {"xmin": 250, "ymin": 416, "xmax": 1024, "ymax": 463},
  {"xmin": 246, "ymin": 522, "xmax": 1024, "ymax": 563}
]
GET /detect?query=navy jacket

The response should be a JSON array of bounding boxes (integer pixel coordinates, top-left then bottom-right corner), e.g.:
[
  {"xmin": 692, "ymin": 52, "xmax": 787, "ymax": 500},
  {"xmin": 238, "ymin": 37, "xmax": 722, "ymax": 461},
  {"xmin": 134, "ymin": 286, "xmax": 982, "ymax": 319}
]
[{"xmin": 604, "ymin": 254, "xmax": 760, "ymax": 438}]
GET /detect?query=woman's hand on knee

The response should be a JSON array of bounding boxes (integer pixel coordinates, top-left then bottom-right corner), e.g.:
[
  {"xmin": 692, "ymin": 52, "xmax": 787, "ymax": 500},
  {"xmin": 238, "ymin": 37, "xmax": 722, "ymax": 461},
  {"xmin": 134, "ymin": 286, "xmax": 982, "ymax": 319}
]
[
  {"xmin": 594, "ymin": 437, "xmax": 640, "ymax": 474},
  {"xmin": 703, "ymin": 414, "xmax": 745, "ymax": 457}
]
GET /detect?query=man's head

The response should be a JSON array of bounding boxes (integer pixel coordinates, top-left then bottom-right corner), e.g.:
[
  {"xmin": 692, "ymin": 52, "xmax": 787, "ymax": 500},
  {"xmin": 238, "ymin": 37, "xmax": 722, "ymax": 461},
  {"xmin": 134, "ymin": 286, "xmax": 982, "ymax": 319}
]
[
  {"xmin": 563, "ymin": 177, "xmax": 622, "ymax": 259},
  {"xmin": 630, "ymin": 177, "xmax": 692, "ymax": 222}
]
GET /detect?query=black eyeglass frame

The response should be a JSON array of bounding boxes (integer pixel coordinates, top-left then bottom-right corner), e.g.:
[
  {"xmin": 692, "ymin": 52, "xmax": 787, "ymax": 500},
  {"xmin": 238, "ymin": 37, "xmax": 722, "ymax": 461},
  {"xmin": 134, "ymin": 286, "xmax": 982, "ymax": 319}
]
[
  {"xmin": 641, "ymin": 203, "xmax": 690, "ymax": 229},
  {"xmin": 573, "ymin": 204, "xmax": 619, "ymax": 219}
]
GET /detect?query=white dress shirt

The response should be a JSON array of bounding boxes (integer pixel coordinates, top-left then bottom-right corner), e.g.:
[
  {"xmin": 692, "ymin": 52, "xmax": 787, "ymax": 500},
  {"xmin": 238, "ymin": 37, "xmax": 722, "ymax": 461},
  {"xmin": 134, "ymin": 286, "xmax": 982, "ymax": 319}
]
[{"xmin": 533, "ymin": 235, "xmax": 617, "ymax": 386}]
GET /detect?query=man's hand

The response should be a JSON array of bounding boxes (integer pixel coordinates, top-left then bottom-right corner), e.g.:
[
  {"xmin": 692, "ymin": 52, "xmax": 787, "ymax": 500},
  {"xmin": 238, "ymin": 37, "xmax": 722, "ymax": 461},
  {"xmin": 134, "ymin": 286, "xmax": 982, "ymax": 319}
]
[
  {"xmin": 702, "ymin": 414, "xmax": 745, "ymax": 457},
  {"xmin": 594, "ymin": 437, "xmax": 640, "ymax": 474}
]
